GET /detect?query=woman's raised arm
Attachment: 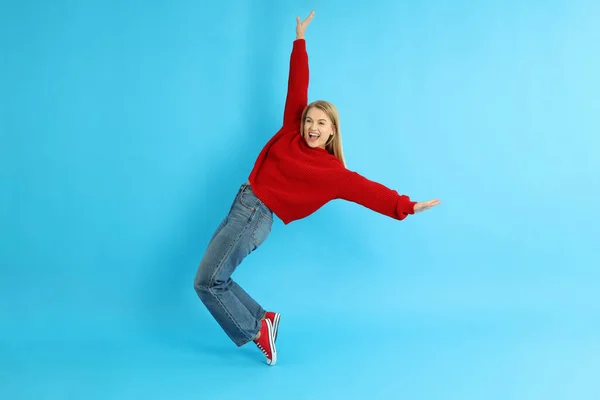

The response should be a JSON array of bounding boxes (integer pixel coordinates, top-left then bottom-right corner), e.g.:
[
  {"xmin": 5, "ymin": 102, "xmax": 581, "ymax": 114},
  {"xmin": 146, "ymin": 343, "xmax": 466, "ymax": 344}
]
[{"xmin": 283, "ymin": 11, "xmax": 314, "ymax": 125}]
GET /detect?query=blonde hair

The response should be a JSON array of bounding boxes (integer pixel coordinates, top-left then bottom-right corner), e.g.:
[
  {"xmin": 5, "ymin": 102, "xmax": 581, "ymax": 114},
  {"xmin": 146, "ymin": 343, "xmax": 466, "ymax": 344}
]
[{"xmin": 300, "ymin": 100, "xmax": 347, "ymax": 168}]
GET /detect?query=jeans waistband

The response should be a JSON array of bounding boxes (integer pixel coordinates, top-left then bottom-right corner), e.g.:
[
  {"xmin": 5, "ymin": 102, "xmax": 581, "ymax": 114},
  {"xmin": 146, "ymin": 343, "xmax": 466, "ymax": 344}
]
[{"xmin": 239, "ymin": 182, "xmax": 272, "ymax": 214}]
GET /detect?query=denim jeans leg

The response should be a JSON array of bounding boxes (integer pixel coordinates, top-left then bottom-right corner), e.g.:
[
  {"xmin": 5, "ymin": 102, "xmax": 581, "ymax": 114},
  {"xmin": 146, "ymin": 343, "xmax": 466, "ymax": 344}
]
[
  {"xmin": 194, "ymin": 184, "xmax": 272, "ymax": 347},
  {"xmin": 201, "ymin": 191, "xmax": 267, "ymax": 321},
  {"xmin": 206, "ymin": 228, "xmax": 267, "ymax": 321}
]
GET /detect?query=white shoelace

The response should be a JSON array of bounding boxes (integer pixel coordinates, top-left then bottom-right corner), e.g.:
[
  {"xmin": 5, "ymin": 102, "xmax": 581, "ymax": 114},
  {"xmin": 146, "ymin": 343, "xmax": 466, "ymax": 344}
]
[{"xmin": 257, "ymin": 343, "xmax": 267, "ymax": 356}]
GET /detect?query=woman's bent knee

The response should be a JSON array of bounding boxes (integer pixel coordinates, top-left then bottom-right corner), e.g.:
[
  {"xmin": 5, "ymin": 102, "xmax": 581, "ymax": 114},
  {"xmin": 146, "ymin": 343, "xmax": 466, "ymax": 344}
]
[{"xmin": 194, "ymin": 264, "xmax": 211, "ymax": 293}]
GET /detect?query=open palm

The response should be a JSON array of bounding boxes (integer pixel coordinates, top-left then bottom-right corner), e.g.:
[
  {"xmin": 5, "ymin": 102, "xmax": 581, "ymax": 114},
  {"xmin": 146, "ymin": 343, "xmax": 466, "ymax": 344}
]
[{"xmin": 414, "ymin": 199, "xmax": 441, "ymax": 213}]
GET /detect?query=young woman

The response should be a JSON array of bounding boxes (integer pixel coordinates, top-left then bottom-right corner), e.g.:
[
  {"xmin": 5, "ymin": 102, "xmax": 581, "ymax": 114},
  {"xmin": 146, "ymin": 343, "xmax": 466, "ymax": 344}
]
[{"xmin": 194, "ymin": 11, "xmax": 441, "ymax": 366}]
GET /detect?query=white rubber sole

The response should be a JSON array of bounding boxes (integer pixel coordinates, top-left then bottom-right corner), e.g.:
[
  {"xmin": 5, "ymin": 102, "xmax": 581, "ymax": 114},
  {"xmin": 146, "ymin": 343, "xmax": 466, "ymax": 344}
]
[
  {"xmin": 266, "ymin": 319, "xmax": 277, "ymax": 366},
  {"xmin": 273, "ymin": 313, "xmax": 280, "ymax": 342}
]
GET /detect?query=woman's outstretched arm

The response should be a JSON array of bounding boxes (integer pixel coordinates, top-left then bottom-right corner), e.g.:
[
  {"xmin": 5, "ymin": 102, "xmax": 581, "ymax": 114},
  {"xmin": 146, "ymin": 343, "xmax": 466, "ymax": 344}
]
[
  {"xmin": 336, "ymin": 169, "xmax": 441, "ymax": 220},
  {"xmin": 283, "ymin": 11, "xmax": 314, "ymax": 126}
]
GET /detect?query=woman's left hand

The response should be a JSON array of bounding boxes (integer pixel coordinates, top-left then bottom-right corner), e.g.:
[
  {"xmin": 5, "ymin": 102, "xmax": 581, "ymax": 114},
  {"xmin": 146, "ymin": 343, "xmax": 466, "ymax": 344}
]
[{"xmin": 414, "ymin": 199, "xmax": 441, "ymax": 213}]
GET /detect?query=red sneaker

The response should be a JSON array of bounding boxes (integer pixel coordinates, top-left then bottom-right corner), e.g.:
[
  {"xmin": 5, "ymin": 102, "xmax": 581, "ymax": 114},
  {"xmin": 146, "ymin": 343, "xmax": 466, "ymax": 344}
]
[
  {"xmin": 264, "ymin": 311, "xmax": 281, "ymax": 342},
  {"xmin": 254, "ymin": 318, "xmax": 277, "ymax": 365}
]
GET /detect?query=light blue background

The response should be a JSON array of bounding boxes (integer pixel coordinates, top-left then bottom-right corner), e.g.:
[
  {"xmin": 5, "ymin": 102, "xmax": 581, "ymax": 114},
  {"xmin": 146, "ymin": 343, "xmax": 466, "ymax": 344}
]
[{"xmin": 1, "ymin": 0, "xmax": 599, "ymax": 399}]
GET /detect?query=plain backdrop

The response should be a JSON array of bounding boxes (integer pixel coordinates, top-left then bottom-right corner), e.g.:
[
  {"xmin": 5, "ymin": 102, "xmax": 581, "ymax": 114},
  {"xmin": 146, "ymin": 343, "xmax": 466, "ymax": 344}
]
[{"xmin": 1, "ymin": 0, "xmax": 599, "ymax": 399}]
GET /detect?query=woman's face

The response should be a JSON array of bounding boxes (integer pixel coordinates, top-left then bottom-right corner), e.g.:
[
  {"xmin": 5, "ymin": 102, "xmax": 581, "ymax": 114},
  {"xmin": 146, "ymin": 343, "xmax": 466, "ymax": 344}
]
[{"xmin": 303, "ymin": 107, "xmax": 334, "ymax": 149}]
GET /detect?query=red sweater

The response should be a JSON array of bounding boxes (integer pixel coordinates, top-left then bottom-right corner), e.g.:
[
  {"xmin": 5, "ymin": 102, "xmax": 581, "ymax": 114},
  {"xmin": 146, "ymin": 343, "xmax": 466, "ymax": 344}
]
[{"xmin": 248, "ymin": 39, "xmax": 416, "ymax": 225}]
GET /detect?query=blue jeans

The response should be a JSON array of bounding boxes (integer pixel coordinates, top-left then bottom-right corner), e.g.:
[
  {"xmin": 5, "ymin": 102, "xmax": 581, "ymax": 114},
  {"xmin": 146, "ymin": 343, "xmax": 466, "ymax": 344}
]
[{"xmin": 194, "ymin": 183, "xmax": 274, "ymax": 347}]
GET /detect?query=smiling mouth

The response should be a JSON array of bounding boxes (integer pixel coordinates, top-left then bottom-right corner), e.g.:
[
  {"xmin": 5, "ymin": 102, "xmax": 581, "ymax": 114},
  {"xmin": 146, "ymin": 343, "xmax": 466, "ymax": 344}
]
[{"xmin": 308, "ymin": 132, "xmax": 320, "ymax": 140}]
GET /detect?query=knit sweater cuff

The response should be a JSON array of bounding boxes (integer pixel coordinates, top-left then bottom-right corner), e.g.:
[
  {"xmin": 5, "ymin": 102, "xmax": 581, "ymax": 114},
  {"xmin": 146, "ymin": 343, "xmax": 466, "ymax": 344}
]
[{"xmin": 397, "ymin": 195, "xmax": 417, "ymax": 220}]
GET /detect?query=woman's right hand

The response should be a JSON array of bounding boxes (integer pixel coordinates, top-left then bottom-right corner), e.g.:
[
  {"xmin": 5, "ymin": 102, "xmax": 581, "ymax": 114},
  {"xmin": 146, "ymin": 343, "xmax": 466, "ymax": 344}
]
[
  {"xmin": 296, "ymin": 11, "xmax": 315, "ymax": 40},
  {"xmin": 414, "ymin": 199, "xmax": 441, "ymax": 213}
]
